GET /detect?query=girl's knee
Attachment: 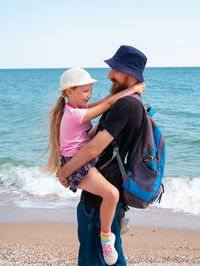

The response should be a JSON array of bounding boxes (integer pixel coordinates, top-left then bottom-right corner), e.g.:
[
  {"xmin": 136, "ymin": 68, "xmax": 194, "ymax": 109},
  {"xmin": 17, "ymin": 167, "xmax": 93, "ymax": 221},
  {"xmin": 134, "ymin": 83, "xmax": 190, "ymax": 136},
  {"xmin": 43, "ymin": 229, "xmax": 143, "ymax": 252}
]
[
  {"xmin": 106, "ymin": 186, "xmax": 119, "ymax": 205},
  {"xmin": 113, "ymin": 187, "xmax": 120, "ymax": 202}
]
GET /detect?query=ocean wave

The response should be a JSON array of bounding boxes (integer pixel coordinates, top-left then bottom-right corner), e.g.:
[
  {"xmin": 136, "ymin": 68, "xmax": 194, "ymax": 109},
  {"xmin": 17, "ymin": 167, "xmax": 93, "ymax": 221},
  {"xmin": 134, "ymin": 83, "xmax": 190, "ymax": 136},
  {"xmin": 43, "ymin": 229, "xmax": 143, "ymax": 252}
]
[
  {"xmin": 157, "ymin": 176, "xmax": 200, "ymax": 215},
  {"xmin": 0, "ymin": 163, "xmax": 80, "ymax": 199},
  {"xmin": 0, "ymin": 163, "xmax": 200, "ymax": 215}
]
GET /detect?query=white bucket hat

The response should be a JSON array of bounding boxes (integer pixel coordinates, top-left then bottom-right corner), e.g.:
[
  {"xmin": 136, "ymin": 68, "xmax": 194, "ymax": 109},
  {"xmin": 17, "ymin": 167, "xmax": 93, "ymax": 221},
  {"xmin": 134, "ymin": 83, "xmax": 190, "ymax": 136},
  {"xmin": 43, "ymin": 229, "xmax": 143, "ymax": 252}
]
[{"xmin": 58, "ymin": 68, "xmax": 97, "ymax": 91}]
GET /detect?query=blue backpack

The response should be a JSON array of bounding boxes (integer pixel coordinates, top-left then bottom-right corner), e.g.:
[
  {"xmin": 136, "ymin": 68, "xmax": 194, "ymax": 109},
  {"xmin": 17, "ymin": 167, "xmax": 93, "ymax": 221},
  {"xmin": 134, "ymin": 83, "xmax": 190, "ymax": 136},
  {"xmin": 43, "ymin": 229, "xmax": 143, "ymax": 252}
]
[{"xmin": 100, "ymin": 94, "xmax": 166, "ymax": 209}]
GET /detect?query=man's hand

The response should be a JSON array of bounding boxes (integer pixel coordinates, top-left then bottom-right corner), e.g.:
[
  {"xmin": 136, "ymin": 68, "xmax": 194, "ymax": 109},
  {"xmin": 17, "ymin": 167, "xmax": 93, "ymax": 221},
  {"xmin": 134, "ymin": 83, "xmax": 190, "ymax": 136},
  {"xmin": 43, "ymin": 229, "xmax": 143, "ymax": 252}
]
[
  {"xmin": 56, "ymin": 168, "xmax": 69, "ymax": 188},
  {"xmin": 55, "ymin": 130, "xmax": 114, "ymax": 189}
]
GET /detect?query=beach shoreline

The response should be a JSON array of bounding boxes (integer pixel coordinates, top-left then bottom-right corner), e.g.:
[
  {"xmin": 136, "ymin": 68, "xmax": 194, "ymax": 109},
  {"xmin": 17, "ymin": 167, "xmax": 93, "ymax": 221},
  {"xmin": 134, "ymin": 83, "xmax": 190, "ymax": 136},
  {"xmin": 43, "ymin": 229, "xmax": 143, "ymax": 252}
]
[{"xmin": 1, "ymin": 204, "xmax": 200, "ymax": 230}]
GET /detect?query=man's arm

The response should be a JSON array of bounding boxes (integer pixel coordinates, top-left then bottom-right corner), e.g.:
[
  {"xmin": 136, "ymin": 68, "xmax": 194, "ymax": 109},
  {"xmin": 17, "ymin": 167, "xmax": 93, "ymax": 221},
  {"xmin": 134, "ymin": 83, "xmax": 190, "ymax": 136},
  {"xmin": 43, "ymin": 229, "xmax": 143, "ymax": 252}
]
[{"xmin": 57, "ymin": 129, "xmax": 114, "ymax": 184}]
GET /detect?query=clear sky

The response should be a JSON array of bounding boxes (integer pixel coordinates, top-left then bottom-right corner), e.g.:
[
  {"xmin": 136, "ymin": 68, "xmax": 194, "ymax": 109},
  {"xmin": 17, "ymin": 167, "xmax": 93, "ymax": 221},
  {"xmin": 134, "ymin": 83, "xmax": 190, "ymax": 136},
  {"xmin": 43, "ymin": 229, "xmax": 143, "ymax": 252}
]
[{"xmin": 0, "ymin": 0, "xmax": 200, "ymax": 68}]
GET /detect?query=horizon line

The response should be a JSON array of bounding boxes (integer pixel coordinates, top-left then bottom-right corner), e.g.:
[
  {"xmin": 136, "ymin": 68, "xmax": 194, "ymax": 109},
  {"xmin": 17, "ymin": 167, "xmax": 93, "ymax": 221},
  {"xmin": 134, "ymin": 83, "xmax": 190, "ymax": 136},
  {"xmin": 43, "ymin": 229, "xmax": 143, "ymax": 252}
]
[{"xmin": 0, "ymin": 66, "xmax": 200, "ymax": 70}]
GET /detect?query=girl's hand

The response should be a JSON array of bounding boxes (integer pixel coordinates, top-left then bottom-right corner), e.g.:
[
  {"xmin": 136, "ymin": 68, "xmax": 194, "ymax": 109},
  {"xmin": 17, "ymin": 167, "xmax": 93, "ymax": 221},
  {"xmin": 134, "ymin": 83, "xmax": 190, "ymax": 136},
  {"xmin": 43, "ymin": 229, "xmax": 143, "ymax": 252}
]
[{"xmin": 134, "ymin": 82, "xmax": 145, "ymax": 95}]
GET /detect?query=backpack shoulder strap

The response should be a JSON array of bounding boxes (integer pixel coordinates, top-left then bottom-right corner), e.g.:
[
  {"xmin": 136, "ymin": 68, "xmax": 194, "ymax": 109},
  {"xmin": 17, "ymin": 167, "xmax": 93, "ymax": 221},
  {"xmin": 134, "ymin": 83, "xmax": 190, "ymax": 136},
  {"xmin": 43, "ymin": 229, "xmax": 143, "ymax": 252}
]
[
  {"xmin": 130, "ymin": 93, "xmax": 144, "ymax": 106},
  {"xmin": 126, "ymin": 96, "xmax": 147, "ymax": 172},
  {"xmin": 99, "ymin": 140, "xmax": 127, "ymax": 177},
  {"xmin": 99, "ymin": 141, "xmax": 119, "ymax": 170},
  {"xmin": 131, "ymin": 94, "xmax": 156, "ymax": 117},
  {"xmin": 100, "ymin": 94, "xmax": 146, "ymax": 174}
]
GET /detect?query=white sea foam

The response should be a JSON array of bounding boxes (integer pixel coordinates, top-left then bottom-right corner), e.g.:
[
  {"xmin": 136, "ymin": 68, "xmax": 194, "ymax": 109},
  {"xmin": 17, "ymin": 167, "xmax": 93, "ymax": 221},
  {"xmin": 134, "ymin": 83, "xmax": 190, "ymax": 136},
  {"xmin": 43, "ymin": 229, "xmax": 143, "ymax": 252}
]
[
  {"xmin": 157, "ymin": 176, "xmax": 200, "ymax": 215},
  {"xmin": 0, "ymin": 164, "xmax": 80, "ymax": 208},
  {"xmin": 0, "ymin": 164, "xmax": 200, "ymax": 215}
]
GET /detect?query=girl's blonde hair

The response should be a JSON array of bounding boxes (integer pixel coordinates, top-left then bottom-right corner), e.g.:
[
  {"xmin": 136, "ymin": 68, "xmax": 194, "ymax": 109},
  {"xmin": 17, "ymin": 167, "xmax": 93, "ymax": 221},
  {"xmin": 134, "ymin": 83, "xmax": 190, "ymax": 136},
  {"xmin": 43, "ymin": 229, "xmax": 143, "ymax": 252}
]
[{"xmin": 43, "ymin": 90, "xmax": 66, "ymax": 174}]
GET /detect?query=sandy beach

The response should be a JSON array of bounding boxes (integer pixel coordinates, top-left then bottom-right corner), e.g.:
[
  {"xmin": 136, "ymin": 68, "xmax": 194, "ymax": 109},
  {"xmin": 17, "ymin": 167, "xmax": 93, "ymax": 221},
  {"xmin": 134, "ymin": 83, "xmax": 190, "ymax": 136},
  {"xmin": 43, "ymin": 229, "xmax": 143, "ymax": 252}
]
[
  {"xmin": 0, "ymin": 223, "xmax": 200, "ymax": 265},
  {"xmin": 0, "ymin": 206, "xmax": 200, "ymax": 265}
]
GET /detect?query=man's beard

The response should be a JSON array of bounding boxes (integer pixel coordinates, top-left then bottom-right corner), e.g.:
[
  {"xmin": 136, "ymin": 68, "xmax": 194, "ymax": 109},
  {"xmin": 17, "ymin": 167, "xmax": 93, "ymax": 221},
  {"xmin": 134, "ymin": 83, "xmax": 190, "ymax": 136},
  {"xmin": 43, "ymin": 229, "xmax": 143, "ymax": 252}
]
[{"xmin": 110, "ymin": 78, "xmax": 128, "ymax": 95}]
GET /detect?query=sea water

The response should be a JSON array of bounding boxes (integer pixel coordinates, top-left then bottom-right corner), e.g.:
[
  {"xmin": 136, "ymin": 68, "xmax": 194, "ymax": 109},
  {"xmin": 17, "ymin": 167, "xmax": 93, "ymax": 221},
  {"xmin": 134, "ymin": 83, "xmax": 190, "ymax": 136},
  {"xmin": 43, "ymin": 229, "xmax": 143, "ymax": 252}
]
[{"xmin": 0, "ymin": 68, "xmax": 200, "ymax": 215}]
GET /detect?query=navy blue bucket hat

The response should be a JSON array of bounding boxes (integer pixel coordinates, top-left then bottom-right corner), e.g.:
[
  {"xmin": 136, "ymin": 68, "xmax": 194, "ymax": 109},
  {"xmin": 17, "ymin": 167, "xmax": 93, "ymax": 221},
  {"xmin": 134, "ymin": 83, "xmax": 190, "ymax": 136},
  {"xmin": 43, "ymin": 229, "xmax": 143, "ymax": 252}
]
[{"xmin": 104, "ymin": 45, "xmax": 147, "ymax": 82}]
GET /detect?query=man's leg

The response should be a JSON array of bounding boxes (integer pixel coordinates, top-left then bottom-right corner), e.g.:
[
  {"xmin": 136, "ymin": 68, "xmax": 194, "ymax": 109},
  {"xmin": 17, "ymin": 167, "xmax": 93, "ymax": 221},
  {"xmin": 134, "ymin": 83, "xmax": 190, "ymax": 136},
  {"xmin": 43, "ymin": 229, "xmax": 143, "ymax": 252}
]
[
  {"xmin": 77, "ymin": 201, "xmax": 105, "ymax": 265},
  {"xmin": 77, "ymin": 200, "xmax": 127, "ymax": 266},
  {"xmin": 111, "ymin": 200, "xmax": 127, "ymax": 266}
]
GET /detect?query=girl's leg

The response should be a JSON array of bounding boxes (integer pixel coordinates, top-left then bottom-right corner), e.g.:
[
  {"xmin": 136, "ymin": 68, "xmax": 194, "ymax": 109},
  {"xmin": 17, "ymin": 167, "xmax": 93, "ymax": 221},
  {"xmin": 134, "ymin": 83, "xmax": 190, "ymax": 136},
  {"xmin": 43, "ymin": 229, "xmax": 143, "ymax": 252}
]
[
  {"xmin": 78, "ymin": 167, "xmax": 119, "ymax": 264},
  {"xmin": 77, "ymin": 167, "xmax": 119, "ymax": 232}
]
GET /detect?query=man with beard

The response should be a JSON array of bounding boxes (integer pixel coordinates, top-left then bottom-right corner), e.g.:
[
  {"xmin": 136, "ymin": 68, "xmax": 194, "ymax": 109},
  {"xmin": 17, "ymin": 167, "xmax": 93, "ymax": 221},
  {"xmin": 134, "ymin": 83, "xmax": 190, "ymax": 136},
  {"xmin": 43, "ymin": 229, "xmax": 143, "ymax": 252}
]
[{"xmin": 58, "ymin": 45, "xmax": 147, "ymax": 265}]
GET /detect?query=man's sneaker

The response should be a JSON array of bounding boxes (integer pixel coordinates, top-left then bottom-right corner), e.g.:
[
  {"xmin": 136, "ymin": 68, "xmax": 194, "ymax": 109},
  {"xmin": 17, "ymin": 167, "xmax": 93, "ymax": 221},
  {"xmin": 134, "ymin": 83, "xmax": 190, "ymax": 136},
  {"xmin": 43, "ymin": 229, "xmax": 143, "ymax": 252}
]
[
  {"xmin": 120, "ymin": 217, "xmax": 130, "ymax": 235},
  {"xmin": 101, "ymin": 233, "xmax": 118, "ymax": 265}
]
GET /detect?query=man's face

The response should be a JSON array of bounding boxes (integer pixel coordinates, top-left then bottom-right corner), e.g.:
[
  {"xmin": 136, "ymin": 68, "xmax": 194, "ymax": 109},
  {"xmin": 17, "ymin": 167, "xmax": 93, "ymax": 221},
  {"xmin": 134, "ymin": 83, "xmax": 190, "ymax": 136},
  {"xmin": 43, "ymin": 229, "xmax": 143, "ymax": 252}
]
[{"xmin": 108, "ymin": 68, "xmax": 133, "ymax": 94}]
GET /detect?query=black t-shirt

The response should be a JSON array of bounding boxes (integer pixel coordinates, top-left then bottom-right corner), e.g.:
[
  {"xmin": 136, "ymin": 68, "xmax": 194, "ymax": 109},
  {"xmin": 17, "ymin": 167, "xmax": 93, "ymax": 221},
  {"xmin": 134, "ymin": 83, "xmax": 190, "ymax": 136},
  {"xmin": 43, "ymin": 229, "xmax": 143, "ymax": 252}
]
[{"xmin": 80, "ymin": 95, "xmax": 144, "ymax": 209}]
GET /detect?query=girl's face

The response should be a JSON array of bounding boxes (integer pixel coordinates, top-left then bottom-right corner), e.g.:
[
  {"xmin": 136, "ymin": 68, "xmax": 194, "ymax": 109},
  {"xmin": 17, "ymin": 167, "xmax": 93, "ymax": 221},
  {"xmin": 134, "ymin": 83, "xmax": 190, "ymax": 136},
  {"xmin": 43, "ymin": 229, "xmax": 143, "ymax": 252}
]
[{"xmin": 67, "ymin": 84, "xmax": 93, "ymax": 108}]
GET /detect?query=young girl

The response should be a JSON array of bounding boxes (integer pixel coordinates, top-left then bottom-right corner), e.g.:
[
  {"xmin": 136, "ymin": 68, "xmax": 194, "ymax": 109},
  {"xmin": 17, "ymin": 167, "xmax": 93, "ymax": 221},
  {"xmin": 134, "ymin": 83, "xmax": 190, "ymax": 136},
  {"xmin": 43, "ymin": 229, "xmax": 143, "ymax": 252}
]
[{"xmin": 44, "ymin": 68, "xmax": 144, "ymax": 265}]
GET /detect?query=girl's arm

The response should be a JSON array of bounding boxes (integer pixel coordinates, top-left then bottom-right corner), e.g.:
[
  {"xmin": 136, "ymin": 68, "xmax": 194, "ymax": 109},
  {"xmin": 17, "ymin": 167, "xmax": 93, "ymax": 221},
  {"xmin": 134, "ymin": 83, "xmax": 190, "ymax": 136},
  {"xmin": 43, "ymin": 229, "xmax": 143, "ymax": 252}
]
[
  {"xmin": 82, "ymin": 82, "xmax": 144, "ymax": 123},
  {"xmin": 87, "ymin": 96, "xmax": 110, "ymax": 108},
  {"xmin": 88, "ymin": 123, "xmax": 99, "ymax": 139}
]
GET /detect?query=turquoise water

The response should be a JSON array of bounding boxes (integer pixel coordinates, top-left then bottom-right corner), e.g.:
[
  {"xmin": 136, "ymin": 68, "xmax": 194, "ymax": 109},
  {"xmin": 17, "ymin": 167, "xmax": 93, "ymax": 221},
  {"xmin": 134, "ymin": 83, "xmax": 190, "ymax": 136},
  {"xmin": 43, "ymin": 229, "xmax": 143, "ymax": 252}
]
[{"xmin": 0, "ymin": 68, "xmax": 200, "ymax": 214}]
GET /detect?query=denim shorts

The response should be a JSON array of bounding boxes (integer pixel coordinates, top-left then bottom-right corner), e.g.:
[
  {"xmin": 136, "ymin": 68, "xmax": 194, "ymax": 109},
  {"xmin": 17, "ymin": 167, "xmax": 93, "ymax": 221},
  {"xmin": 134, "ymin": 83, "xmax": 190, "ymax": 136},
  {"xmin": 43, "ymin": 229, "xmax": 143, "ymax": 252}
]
[{"xmin": 61, "ymin": 156, "xmax": 98, "ymax": 192}]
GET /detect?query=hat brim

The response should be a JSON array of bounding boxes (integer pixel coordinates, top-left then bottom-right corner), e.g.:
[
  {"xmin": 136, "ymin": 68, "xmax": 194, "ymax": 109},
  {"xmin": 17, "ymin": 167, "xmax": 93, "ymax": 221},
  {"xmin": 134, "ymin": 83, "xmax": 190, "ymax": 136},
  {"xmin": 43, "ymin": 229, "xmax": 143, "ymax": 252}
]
[
  {"xmin": 58, "ymin": 79, "xmax": 97, "ymax": 91},
  {"xmin": 104, "ymin": 58, "xmax": 144, "ymax": 82}
]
